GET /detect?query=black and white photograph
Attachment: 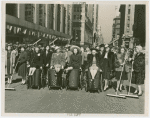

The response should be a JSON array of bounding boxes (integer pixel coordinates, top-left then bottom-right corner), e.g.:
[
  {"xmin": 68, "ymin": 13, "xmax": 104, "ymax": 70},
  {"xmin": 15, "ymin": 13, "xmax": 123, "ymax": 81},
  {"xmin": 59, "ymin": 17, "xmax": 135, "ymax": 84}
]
[{"xmin": 1, "ymin": 1, "xmax": 149, "ymax": 116}]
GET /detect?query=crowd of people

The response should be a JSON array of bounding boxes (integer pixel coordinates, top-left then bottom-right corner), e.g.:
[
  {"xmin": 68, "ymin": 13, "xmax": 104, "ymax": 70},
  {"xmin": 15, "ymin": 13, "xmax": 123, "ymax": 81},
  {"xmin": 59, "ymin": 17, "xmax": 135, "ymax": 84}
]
[{"xmin": 5, "ymin": 41, "xmax": 145, "ymax": 96}]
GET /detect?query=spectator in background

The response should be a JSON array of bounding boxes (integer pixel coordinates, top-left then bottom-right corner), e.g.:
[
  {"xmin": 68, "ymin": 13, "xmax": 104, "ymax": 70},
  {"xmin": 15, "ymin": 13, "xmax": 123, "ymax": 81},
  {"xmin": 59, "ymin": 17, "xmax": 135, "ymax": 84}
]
[
  {"xmin": 5, "ymin": 45, "xmax": 14, "ymax": 84},
  {"xmin": 17, "ymin": 46, "xmax": 28, "ymax": 85}
]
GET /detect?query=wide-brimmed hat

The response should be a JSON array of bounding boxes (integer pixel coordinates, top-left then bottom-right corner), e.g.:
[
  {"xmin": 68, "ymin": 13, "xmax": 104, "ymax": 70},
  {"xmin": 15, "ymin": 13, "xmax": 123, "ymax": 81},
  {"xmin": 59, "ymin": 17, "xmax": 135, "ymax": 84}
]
[
  {"xmin": 70, "ymin": 46, "xmax": 81, "ymax": 53},
  {"xmin": 99, "ymin": 44, "xmax": 105, "ymax": 48},
  {"xmin": 90, "ymin": 48, "xmax": 98, "ymax": 52},
  {"xmin": 65, "ymin": 44, "xmax": 71, "ymax": 48}
]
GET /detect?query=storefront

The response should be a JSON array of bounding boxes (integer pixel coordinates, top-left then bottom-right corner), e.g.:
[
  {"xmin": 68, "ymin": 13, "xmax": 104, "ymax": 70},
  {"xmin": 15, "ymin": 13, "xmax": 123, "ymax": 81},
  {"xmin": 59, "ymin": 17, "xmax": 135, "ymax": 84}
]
[{"xmin": 6, "ymin": 23, "xmax": 69, "ymax": 46}]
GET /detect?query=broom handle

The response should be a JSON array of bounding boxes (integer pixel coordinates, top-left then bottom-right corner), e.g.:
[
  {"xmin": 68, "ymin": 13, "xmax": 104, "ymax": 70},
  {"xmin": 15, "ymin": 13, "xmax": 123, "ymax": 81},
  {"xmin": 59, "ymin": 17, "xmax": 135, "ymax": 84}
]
[
  {"xmin": 128, "ymin": 61, "xmax": 133, "ymax": 94},
  {"xmin": 128, "ymin": 49, "xmax": 136, "ymax": 94},
  {"xmin": 14, "ymin": 61, "xmax": 19, "ymax": 72}
]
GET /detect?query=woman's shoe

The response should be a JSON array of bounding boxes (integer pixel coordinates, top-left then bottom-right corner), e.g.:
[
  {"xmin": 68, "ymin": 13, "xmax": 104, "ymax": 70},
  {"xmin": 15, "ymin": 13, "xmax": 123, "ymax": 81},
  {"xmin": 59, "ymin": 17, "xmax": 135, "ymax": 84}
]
[
  {"xmin": 133, "ymin": 90, "xmax": 138, "ymax": 94},
  {"xmin": 119, "ymin": 88, "xmax": 122, "ymax": 92},
  {"xmin": 138, "ymin": 91, "xmax": 143, "ymax": 96},
  {"xmin": 104, "ymin": 86, "xmax": 108, "ymax": 91}
]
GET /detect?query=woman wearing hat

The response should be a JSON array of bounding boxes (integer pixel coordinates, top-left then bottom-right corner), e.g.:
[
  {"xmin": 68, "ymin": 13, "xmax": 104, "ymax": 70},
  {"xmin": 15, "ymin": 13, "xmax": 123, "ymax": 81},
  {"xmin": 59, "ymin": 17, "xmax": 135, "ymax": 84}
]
[
  {"xmin": 17, "ymin": 46, "xmax": 28, "ymax": 84},
  {"xmin": 50, "ymin": 46, "xmax": 66, "ymax": 75},
  {"xmin": 11, "ymin": 45, "xmax": 18, "ymax": 73},
  {"xmin": 65, "ymin": 46, "xmax": 82, "ymax": 72},
  {"xmin": 131, "ymin": 46, "xmax": 145, "ymax": 96},
  {"xmin": 115, "ymin": 47, "xmax": 127, "ymax": 92},
  {"xmin": 42, "ymin": 45, "xmax": 52, "ymax": 79},
  {"xmin": 5, "ymin": 45, "xmax": 14, "ymax": 84},
  {"xmin": 85, "ymin": 48, "xmax": 100, "ymax": 80},
  {"xmin": 28, "ymin": 46, "xmax": 43, "ymax": 76},
  {"xmin": 101, "ymin": 45, "xmax": 113, "ymax": 91}
]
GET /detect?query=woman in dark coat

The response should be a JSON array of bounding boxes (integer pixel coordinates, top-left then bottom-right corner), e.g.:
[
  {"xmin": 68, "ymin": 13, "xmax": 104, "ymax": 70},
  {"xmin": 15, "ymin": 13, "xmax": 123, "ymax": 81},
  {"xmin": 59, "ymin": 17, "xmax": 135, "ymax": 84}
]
[
  {"xmin": 101, "ymin": 45, "xmax": 113, "ymax": 91},
  {"xmin": 17, "ymin": 46, "xmax": 28, "ymax": 84},
  {"xmin": 132, "ymin": 46, "xmax": 145, "ymax": 96},
  {"xmin": 66, "ymin": 46, "xmax": 82, "ymax": 71},
  {"xmin": 29, "ymin": 46, "xmax": 43, "ymax": 76},
  {"xmin": 42, "ymin": 45, "xmax": 52, "ymax": 78}
]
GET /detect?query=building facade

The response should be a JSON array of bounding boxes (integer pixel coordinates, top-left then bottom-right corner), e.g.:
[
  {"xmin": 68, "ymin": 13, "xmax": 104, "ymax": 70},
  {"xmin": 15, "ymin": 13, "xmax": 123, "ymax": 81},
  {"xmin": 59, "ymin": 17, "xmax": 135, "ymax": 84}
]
[
  {"xmin": 111, "ymin": 16, "xmax": 120, "ymax": 47},
  {"xmin": 133, "ymin": 5, "xmax": 146, "ymax": 47},
  {"xmin": 119, "ymin": 4, "xmax": 145, "ymax": 48},
  {"xmin": 6, "ymin": 4, "xmax": 72, "ymax": 46},
  {"xmin": 71, "ymin": 3, "xmax": 98, "ymax": 47},
  {"xmin": 122, "ymin": 4, "xmax": 135, "ymax": 48}
]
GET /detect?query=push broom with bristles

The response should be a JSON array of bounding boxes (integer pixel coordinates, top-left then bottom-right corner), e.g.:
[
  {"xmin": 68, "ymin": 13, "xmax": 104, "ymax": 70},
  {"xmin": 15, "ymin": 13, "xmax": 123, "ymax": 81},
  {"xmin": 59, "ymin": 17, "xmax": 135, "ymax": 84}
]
[
  {"xmin": 106, "ymin": 63, "xmax": 126, "ymax": 99},
  {"xmin": 119, "ymin": 61, "xmax": 139, "ymax": 98},
  {"xmin": 5, "ymin": 82, "xmax": 16, "ymax": 91}
]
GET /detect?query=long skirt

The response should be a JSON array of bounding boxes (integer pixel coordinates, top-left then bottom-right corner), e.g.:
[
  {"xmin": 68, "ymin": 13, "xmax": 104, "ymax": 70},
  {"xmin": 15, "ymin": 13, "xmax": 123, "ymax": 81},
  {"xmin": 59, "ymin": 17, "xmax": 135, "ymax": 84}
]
[
  {"xmin": 18, "ymin": 62, "xmax": 27, "ymax": 79},
  {"xmin": 102, "ymin": 59, "xmax": 110, "ymax": 80}
]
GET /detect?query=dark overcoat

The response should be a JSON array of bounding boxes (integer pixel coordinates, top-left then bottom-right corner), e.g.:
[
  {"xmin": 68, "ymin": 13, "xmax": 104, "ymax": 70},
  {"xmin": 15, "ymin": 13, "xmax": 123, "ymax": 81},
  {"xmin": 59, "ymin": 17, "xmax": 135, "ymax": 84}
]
[
  {"xmin": 31, "ymin": 52, "xmax": 43, "ymax": 68},
  {"xmin": 86, "ymin": 54, "xmax": 100, "ymax": 69},
  {"xmin": 42, "ymin": 51, "xmax": 52, "ymax": 67},
  {"xmin": 132, "ymin": 53, "xmax": 145, "ymax": 84},
  {"xmin": 18, "ymin": 51, "xmax": 28, "ymax": 78},
  {"xmin": 68, "ymin": 53, "xmax": 82, "ymax": 69}
]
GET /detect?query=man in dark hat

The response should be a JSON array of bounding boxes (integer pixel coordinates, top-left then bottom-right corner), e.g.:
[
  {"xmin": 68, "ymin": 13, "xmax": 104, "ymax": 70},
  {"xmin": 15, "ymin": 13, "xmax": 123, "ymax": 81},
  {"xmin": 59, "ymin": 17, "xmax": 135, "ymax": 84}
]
[{"xmin": 85, "ymin": 48, "xmax": 100, "ymax": 80}]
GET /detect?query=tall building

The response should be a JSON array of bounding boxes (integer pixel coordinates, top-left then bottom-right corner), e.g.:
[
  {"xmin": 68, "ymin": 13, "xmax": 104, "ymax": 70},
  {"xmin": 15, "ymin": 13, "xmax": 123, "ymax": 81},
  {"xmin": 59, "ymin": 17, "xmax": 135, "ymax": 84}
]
[
  {"xmin": 119, "ymin": 5, "xmax": 126, "ymax": 47},
  {"xmin": 6, "ymin": 4, "xmax": 72, "ymax": 46},
  {"xmin": 72, "ymin": 3, "xmax": 98, "ymax": 47},
  {"xmin": 111, "ymin": 15, "xmax": 120, "ymax": 46},
  {"xmin": 133, "ymin": 5, "xmax": 146, "ymax": 47},
  {"xmin": 122, "ymin": 4, "xmax": 135, "ymax": 48},
  {"xmin": 119, "ymin": 4, "xmax": 145, "ymax": 48},
  {"xmin": 96, "ymin": 25, "xmax": 104, "ymax": 45},
  {"xmin": 93, "ymin": 4, "xmax": 99, "ymax": 34}
]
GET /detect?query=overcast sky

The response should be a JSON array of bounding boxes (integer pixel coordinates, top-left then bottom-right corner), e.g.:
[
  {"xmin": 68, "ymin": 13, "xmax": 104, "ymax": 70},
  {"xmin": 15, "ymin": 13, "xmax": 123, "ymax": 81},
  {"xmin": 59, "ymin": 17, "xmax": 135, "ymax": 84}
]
[{"xmin": 98, "ymin": 4, "xmax": 120, "ymax": 44}]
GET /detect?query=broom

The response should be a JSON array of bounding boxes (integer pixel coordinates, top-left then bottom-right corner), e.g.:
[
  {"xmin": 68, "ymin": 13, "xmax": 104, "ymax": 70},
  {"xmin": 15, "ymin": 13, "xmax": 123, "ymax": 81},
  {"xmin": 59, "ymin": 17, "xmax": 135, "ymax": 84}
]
[{"xmin": 106, "ymin": 61, "xmax": 126, "ymax": 99}]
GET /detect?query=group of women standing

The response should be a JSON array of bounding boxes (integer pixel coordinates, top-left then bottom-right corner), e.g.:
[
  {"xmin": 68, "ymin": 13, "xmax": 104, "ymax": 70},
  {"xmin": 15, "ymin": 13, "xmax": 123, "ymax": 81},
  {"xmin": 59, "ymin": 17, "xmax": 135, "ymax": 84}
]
[{"xmin": 5, "ymin": 43, "xmax": 145, "ymax": 96}]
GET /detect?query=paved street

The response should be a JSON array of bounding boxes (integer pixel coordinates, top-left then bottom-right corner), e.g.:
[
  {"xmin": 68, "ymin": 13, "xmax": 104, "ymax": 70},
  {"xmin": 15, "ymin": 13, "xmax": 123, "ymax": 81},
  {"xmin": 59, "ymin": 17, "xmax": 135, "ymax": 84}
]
[{"xmin": 5, "ymin": 74, "xmax": 145, "ymax": 114}]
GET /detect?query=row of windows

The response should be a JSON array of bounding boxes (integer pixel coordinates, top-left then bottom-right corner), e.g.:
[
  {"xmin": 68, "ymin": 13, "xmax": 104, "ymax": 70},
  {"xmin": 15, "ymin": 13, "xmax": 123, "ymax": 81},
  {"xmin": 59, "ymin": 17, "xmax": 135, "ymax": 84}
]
[
  {"xmin": 6, "ymin": 4, "xmax": 70, "ymax": 33},
  {"xmin": 73, "ymin": 15, "xmax": 82, "ymax": 20},
  {"xmin": 74, "ymin": 7, "xmax": 82, "ymax": 12}
]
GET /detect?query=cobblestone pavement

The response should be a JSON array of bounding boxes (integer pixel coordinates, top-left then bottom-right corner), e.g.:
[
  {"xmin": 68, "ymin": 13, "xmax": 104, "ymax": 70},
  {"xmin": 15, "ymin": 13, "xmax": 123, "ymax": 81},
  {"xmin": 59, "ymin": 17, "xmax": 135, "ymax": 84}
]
[{"xmin": 5, "ymin": 74, "xmax": 145, "ymax": 114}]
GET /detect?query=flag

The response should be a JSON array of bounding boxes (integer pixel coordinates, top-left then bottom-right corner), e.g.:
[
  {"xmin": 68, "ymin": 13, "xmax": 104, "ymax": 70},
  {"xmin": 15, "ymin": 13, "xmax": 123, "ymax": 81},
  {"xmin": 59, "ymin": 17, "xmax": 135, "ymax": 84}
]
[
  {"xmin": 38, "ymin": 32, "xmax": 40, "ymax": 37},
  {"xmin": 23, "ymin": 29, "xmax": 27, "ymax": 34},
  {"xmin": 46, "ymin": 34, "xmax": 49, "ymax": 38},
  {"xmin": 17, "ymin": 27, "xmax": 21, "ymax": 33},
  {"xmin": 9, "ymin": 26, "xmax": 13, "ymax": 31},
  {"xmin": 29, "ymin": 31, "xmax": 31, "ymax": 35},
  {"xmin": 32, "ymin": 31, "xmax": 35, "ymax": 36},
  {"xmin": 49, "ymin": 35, "xmax": 51, "ymax": 39},
  {"xmin": 6, "ymin": 25, "xmax": 9, "ymax": 29},
  {"xmin": 14, "ymin": 27, "xmax": 17, "ymax": 34}
]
